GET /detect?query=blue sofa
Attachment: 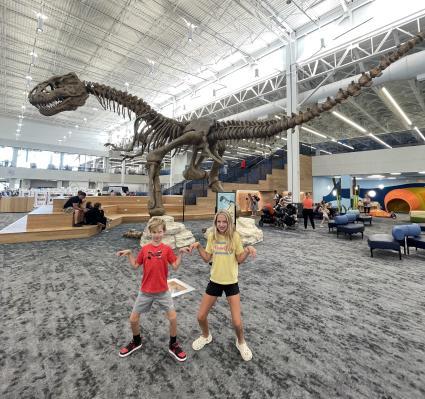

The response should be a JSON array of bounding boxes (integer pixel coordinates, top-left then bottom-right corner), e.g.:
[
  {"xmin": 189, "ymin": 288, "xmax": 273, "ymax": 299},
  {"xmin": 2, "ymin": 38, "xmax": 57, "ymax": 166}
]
[
  {"xmin": 335, "ymin": 214, "xmax": 365, "ymax": 240},
  {"xmin": 347, "ymin": 209, "xmax": 372, "ymax": 225},
  {"xmin": 368, "ymin": 224, "xmax": 422, "ymax": 259}
]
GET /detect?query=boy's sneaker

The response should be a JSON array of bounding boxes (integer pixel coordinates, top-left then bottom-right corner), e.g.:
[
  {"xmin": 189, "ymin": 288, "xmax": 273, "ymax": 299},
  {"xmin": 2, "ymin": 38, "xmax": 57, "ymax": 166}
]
[
  {"xmin": 169, "ymin": 342, "xmax": 187, "ymax": 362},
  {"xmin": 119, "ymin": 340, "xmax": 142, "ymax": 358},
  {"xmin": 192, "ymin": 334, "xmax": 212, "ymax": 351},
  {"xmin": 236, "ymin": 339, "xmax": 253, "ymax": 361}
]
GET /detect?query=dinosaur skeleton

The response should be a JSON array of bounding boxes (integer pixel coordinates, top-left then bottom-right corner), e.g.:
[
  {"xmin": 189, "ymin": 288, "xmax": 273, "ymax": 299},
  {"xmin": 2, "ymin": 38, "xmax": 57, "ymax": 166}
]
[{"xmin": 28, "ymin": 32, "xmax": 425, "ymax": 216}]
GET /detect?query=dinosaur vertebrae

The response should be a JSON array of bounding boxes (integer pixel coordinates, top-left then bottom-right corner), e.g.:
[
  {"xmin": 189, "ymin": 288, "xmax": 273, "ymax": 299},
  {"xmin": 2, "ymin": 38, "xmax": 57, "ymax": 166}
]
[
  {"xmin": 210, "ymin": 31, "xmax": 425, "ymax": 143},
  {"xmin": 85, "ymin": 82, "xmax": 187, "ymax": 152}
]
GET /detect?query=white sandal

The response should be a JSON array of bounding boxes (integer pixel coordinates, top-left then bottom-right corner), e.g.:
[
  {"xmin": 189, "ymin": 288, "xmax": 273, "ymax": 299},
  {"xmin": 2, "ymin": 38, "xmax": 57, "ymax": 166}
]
[
  {"xmin": 192, "ymin": 334, "xmax": 212, "ymax": 351},
  {"xmin": 236, "ymin": 339, "xmax": 253, "ymax": 361}
]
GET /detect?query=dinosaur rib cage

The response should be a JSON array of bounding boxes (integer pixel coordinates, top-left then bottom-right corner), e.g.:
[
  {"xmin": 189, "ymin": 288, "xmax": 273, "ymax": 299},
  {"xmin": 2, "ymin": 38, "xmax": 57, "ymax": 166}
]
[{"xmin": 85, "ymin": 82, "xmax": 186, "ymax": 154}]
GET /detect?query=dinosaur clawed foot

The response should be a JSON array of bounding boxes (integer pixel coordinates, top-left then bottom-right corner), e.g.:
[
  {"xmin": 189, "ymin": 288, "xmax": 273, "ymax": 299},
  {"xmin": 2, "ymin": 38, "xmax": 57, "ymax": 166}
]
[
  {"xmin": 209, "ymin": 180, "xmax": 224, "ymax": 192},
  {"xmin": 183, "ymin": 167, "xmax": 208, "ymax": 180},
  {"xmin": 148, "ymin": 206, "xmax": 165, "ymax": 216}
]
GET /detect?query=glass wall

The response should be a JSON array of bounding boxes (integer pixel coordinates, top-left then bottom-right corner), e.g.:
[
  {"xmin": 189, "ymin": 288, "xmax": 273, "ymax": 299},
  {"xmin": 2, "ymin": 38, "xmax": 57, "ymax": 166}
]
[
  {"xmin": 1, "ymin": 144, "xmax": 167, "ymax": 175},
  {"xmin": 0, "ymin": 146, "xmax": 13, "ymax": 166},
  {"xmin": 17, "ymin": 149, "xmax": 61, "ymax": 169}
]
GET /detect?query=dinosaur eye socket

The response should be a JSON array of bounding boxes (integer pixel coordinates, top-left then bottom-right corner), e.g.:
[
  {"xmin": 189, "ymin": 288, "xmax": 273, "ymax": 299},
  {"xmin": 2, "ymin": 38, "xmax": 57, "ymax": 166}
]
[{"xmin": 44, "ymin": 85, "xmax": 52, "ymax": 92}]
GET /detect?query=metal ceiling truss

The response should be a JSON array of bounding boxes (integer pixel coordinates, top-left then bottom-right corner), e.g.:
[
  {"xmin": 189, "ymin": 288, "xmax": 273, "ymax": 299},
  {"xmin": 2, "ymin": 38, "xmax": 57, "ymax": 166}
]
[
  {"xmin": 177, "ymin": 14, "xmax": 425, "ymax": 123},
  {"xmin": 178, "ymin": 73, "xmax": 286, "ymax": 121},
  {"xmin": 297, "ymin": 15, "xmax": 425, "ymax": 85}
]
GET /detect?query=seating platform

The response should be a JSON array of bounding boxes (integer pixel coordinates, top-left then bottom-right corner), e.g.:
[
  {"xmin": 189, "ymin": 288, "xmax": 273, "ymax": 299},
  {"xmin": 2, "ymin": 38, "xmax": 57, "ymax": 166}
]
[{"xmin": 0, "ymin": 195, "xmax": 215, "ymax": 244}]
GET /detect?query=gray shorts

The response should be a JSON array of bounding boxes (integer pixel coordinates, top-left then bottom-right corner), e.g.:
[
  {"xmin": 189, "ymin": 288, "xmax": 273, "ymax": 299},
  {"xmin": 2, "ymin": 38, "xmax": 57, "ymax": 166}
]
[{"xmin": 132, "ymin": 290, "xmax": 174, "ymax": 314}]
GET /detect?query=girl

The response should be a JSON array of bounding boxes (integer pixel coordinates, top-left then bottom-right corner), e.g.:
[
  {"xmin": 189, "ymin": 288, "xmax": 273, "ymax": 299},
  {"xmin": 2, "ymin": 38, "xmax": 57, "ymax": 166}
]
[
  {"xmin": 189, "ymin": 210, "xmax": 256, "ymax": 361},
  {"xmin": 319, "ymin": 200, "xmax": 330, "ymax": 227}
]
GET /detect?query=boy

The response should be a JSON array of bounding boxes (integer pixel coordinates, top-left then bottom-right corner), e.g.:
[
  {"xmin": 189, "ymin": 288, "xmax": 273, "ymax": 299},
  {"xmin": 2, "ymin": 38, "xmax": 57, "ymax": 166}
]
[{"xmin": 116, "ymin": 218, "xmax": 190, "ymax": 361}]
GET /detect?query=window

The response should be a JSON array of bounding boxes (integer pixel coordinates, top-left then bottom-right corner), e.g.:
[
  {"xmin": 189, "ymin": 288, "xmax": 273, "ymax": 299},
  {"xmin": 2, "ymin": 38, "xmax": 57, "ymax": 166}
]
[{"xmin": 0, "ymin": 146, "xmax": 13, "ymax": 166}]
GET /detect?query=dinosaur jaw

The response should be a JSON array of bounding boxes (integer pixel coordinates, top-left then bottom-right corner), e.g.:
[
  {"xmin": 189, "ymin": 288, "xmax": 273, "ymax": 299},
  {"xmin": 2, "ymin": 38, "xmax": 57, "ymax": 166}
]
[
  {"xmin": 31, "ymin": 95, "xmax": 79, "ymax": 116},
  {"xmin": 28, "ymin": 72, "xmax": 89, "ymax": 116}
]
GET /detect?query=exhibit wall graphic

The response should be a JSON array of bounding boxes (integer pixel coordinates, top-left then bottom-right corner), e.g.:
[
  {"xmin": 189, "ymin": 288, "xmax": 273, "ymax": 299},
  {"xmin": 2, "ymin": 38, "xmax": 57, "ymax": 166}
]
[{"xmin": 321, "ymin": 183, "xmax": 425, "ymax": 212}]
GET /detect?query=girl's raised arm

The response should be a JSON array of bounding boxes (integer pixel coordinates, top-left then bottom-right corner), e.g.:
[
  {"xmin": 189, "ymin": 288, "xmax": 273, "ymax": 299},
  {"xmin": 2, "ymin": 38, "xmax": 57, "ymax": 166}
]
[{"xmin": 190, "ymin": 242, "xmax": 212, "ymax": 263}]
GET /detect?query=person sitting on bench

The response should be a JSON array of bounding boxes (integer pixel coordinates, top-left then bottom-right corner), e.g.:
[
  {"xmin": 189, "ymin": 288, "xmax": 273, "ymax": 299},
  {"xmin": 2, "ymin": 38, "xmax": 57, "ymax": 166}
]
[
  {"xmin": 84, "ymin": 202, "xmax": 108, "ymax": 230},
  {"xmin": 63, "ymin": 192, "xmax": 86, "ymax": 227}
]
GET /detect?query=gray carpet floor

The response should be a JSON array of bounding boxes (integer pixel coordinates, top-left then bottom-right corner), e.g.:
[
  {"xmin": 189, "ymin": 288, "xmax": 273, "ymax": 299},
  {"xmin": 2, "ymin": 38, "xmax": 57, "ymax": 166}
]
[{"xmin": 1, "ymin": 213, "xmax": 424, "ymax": 399}]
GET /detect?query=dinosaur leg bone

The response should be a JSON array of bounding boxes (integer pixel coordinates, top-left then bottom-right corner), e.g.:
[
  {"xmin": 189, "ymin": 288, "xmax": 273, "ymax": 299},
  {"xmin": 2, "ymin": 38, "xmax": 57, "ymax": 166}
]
[
  {"xmin": 183, "ymin": 146, "xmax": 208, "ymax": 180},
  {"xmin": 145, "ymin": 160, "xmax": 164, "ymax": 216},
  {"xmin": 208, "ymin": 143, "xmax": 226, "ymax": 192},
  {"xmin": 146, "ymin": 132, "xmax": 203, "ymax": 216}
]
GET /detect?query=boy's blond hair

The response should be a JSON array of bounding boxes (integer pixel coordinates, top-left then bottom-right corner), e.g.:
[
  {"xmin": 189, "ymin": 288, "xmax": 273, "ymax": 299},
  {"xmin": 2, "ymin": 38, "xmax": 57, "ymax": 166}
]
[{"xmin": 148, "ymin": 217, "xmax": 166, "ymax": 233}]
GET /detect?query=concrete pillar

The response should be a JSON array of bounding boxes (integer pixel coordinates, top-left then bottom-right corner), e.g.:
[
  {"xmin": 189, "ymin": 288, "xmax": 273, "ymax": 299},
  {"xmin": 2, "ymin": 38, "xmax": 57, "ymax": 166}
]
[
  {"xmin": 59, "ymin": 153, "xmax": 64, "ymax": 169},
  {"xmin": 56, "ymin": 180, "xmax": 63, "ymax": 189},
  {"xmin": 11, "ymin": 147, "xmax": 18, "ymax": 167},
  {"xmin": 341, "ymin": 175, "xmax": 352, "ymax": 210},
  {"xmin": 286, "ymin": 33, "xmax": 300, "ymax": 202},
  {"xmin": 104, "ymin": 157, "xmax": 109, "ymax": 173},
  {"xmin": 120, "ymin": 159, "xmax": 126, "ymax": 185},
  {"xmin": 170, "ymin": 152, "xmax": 188, "ymax": 188}
]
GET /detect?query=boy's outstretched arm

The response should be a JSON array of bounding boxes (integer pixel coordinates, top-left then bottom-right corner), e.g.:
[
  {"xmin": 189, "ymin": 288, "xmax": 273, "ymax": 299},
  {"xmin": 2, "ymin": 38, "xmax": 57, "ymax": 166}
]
[
  {"xmin": 116, "ymin": 249, "xmax": 140, "ymax": 269},
  {"xmin": 236, "ymin": 246, "xmax": 256, "ymax": 264},
  {"xmin": 189, "ymin": 242, "xmax": 212, "ymax": 263},
  {"xmin": 171, "ymin": 247, "xmax": 191, "ymax": 271}
]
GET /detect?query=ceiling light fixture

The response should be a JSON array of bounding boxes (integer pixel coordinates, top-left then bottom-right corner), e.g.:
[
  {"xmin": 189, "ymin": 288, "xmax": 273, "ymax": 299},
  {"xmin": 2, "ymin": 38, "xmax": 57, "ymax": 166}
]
[
  {"xmin": 390, "ymin": 172, "xmax": 401, "ymax": 175},
  {"xmin": 320, "ymin": 149, "xmax": 332, "ymax": 154},
  {"xmin": 183, "ymin": 18, "xmax": 197, "ymax": 43},
  {"xmin": 332, "ymin": 111, "xmax": 367, "ymax": 133},
  {"xmin": 35, "ymin": 12, "xmax": 47, "ymax": 33},
  {"xmin": 381, "ymin": 87, "xmax": 412, "ymax": 126},
  {"xmin": 30, "ymin": 52, "xmax": 38, "ymax": 65},
  {"xmin": 301, "ymin": 126, "xmax": 327, "ymax": 138},
  {"xmin": 368, "ymin": 133, "xmax": 392, "ymax": 148},
  {"xmin": 337, "ymin": 141, "xmax": 354, "ymax": 150},
  {"xmin": 414, "ymin": 126, "xmax": 425, "ymax": 141}
]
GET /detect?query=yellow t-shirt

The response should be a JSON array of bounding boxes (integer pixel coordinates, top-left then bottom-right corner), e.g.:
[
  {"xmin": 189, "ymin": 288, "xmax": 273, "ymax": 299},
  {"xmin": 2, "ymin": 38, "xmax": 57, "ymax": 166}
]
[{"xmin": 205, "ymin": 232, "xmax": 244, "ymax": 284}]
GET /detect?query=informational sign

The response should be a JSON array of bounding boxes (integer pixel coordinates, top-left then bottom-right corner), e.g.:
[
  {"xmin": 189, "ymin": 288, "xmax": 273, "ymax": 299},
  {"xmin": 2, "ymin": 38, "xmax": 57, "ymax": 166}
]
[
  {"xmin": 216, "ymin": 191, "xmax": 236, "ymax": 224},
  {"xmin": 167, "ymin": 278, "xmax": 195, "ymax": 298}
]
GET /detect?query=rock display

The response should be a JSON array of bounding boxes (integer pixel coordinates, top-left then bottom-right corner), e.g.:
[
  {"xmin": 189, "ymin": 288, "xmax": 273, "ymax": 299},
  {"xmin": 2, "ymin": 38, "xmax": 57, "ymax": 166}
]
[
  {"xmin": 203, "ymin": 217, "xmax": 263, "ymax": 245},
  {"xmin": 140, "ymin": 215, "xmax": 196, "ymax": 249}
]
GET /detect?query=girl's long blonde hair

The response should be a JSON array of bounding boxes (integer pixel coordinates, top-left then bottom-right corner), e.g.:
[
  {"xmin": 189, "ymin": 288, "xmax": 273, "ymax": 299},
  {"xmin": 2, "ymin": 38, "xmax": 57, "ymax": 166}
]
[{"xmin": 211, "ymin": 210, "xmax": 236, "ymax": 253}]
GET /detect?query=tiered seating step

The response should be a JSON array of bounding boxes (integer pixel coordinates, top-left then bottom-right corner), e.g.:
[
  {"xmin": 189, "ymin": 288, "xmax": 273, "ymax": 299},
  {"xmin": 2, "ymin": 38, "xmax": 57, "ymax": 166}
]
[{"xmin": 0, "ymin": 196, "xmax": 215, "ymax": 244}]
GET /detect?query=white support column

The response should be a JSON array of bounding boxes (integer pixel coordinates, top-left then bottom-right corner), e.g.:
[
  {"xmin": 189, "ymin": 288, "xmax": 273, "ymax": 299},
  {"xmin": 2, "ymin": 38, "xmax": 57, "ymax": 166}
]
[
  {"xmin": 120, "ymin": 159, "xmax": 126, "ymax": 185},
  {"xmin": 286, "ymin": 34, "xmax": 300, "ymax": 202},
  {"xmin": 11, "ymin": 147, "xmax": 18, "ymax": 167}
]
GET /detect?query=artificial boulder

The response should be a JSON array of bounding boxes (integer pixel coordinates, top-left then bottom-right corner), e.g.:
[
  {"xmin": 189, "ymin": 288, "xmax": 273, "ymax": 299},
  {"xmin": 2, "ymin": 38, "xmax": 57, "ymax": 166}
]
[
  {"xmin": 203, "ymin": 217, "xmax": 263, "ymax": 245},
  {"xmin": 140, "ymin": 215, "xmax": 196, "ymax": 249}
]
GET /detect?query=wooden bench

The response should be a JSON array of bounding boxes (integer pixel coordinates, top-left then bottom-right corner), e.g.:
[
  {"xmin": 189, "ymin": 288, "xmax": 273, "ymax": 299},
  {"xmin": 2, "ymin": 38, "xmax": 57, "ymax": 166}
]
[{"xmin": 26, "ymin": 205, "xmax": 73, "ymax": 229}]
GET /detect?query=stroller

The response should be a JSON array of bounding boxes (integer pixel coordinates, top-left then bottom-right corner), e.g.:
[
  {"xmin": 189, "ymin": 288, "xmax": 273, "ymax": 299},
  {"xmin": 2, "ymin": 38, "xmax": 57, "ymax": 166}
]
[
  {"xmin": 258, "ymin": 206, "xmax": 276, "ymax": 227},
  {"xmin": 275, "ymin": 203, "xmax": 298, "ymax": 229},
  {"xmin": 258, "ymin": 203, "xmax": 298, "ymax": 228}
]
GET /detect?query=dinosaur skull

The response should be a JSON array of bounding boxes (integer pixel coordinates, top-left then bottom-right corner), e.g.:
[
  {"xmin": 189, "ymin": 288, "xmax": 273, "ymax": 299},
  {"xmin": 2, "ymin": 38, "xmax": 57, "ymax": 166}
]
[{"xmin": 28, "ymin": 72, "xmax": 89, "ymax": 116}]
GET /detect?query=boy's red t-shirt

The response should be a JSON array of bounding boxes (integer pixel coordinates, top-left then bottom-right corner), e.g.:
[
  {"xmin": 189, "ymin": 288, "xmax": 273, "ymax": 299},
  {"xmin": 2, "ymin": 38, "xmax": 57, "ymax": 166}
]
[{"xmin": 136, "ymin": 243, "xmax": 177, "ymax": 293}]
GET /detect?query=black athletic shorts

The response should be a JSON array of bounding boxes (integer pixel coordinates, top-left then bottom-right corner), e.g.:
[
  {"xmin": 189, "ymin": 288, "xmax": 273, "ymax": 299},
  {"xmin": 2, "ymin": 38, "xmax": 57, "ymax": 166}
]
[{"xmin": 206, "ymin": 280, "xmax": 240, "ymax": 297}]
